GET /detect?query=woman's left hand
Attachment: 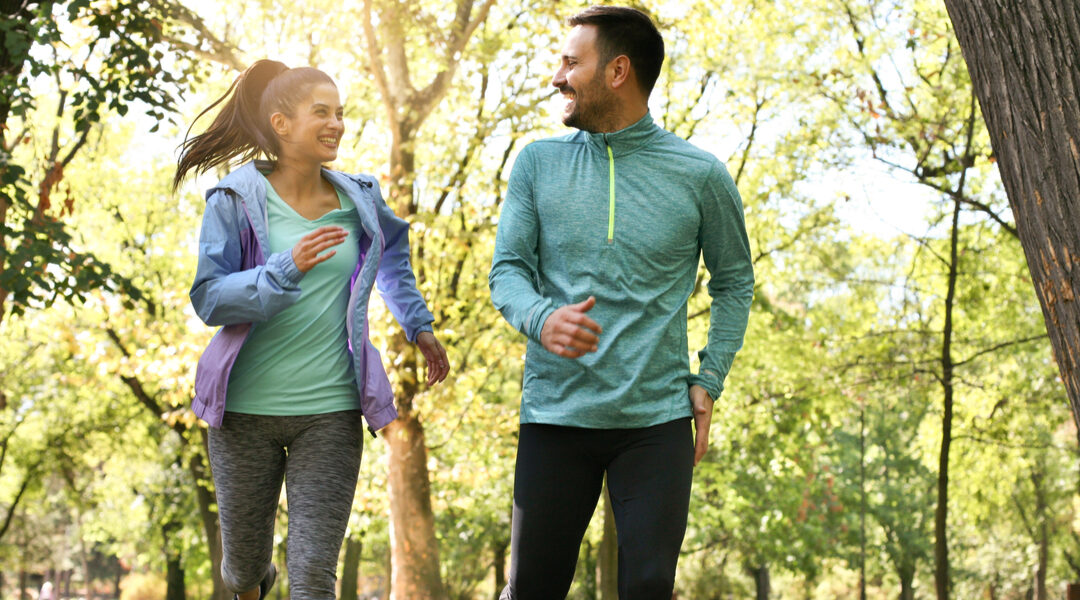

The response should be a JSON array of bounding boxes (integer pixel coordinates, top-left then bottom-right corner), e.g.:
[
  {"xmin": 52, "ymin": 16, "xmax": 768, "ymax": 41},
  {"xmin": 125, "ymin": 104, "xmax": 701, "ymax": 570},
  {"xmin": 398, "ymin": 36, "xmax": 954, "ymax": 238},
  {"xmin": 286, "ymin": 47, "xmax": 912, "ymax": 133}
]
[{"xmin": 416, "ymin": 331, "xmax": 450, "ymax": 386}]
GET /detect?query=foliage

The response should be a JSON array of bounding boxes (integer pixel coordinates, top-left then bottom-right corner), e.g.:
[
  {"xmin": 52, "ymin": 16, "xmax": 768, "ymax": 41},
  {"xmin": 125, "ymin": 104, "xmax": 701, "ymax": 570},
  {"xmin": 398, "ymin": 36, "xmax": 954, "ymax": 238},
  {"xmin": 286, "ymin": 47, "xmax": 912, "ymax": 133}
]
[
  {"xmin": 0, "ymin": 0, "xmax": 231, "ymax": 323},
  {"xmin": 1, "ymin": 1, "xmax": 1078, "ymax": 599}
]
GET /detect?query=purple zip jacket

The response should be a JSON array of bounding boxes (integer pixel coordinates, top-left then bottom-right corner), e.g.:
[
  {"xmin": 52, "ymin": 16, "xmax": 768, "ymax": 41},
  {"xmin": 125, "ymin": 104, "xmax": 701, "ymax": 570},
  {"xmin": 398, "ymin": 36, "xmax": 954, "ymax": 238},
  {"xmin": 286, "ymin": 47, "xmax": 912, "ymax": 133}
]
[{"xmin": 189, "ymin": 161, "xmax": 434, "ymax": 435}]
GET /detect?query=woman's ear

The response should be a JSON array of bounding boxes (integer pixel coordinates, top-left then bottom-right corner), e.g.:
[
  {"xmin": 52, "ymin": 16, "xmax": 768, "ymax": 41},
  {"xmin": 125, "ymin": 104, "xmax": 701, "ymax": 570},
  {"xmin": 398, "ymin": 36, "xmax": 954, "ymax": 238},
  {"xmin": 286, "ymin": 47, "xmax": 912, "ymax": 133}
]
[{"xmin": 270, "ymin": 112, "xmax": 289, "ymax": 137}]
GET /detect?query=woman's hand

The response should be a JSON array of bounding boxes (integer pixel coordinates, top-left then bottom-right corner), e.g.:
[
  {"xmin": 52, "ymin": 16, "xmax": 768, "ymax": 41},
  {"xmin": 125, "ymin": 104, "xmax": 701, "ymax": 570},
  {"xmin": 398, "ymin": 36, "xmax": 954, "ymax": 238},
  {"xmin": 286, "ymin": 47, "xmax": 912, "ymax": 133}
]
[
  {"xmin": 292, "ymin": 226, "xmax": 348, "ymax": 272},
  {"xmin": 416, "ymin": 331, "xmax": 450, "ymax": 386}
]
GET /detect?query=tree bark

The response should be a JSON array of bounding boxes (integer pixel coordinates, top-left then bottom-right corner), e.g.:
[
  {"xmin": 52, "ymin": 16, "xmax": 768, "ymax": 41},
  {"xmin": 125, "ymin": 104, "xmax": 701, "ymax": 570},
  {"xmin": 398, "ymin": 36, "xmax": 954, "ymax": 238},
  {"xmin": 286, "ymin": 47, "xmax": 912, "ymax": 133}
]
[
  {"xmin": 164, "ymin": 527, "xmax": 186, "ymax": 600},
  {"xmin": 491, "ymin": 536, "xmax": 507, "ymax": 600},
  {"xmin": 748, "ymin": 564, "xmax": 770, "ymax": 600},
  {"xmin": 934, "ymin": 198, "xmax": 961, "ymax": 600},
  {"xmin": 898, "ymin": 558, "xmax": 915, "ymax": 600},
  {"xmin": 340, "ymin": 536, "xmax": 362, "ymax": 600},
  {"xmin": 597, "ymin": 479, "xmax": 617, "ymax": 600},
  {"xmin": 942, "ymin": 0, "xmax": 1080, "ymax": 428},
  {"xmin": 1033, "ymin": 469, "xmax": 1049, "ymax": 600},
  {"xmin": 358, "ymin": 1, "xmax": 495, "ymax": 597},
  {"xmin": 385, "ymin": 407, "xmax": 446, "ymax": 600}
]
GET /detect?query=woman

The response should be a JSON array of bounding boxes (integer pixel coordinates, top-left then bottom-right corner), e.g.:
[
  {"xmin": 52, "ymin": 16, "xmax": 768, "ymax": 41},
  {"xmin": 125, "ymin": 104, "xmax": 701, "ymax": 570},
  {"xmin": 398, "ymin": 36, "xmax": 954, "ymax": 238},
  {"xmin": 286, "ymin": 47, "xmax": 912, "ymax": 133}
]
[{"xmin": 174, "ymin": 59, "xmax": 449, "ymax": 600}]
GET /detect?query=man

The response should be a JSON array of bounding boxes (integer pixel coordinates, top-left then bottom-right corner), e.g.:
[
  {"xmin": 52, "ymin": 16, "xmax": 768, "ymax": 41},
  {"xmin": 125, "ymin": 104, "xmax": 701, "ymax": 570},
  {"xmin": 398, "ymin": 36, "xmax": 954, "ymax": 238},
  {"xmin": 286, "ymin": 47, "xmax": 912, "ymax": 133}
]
[{"xmin": 489, "ymin": 6, "xmax": 754, "ymax": 599}]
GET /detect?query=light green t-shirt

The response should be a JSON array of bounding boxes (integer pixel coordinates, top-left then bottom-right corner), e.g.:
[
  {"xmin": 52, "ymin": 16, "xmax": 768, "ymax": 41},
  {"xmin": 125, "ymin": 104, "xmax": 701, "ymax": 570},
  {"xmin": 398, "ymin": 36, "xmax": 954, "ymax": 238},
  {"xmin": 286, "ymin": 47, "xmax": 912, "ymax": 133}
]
[{"xmin": 226, "ymin": 176, "xmax": 361, "ymax": 415}]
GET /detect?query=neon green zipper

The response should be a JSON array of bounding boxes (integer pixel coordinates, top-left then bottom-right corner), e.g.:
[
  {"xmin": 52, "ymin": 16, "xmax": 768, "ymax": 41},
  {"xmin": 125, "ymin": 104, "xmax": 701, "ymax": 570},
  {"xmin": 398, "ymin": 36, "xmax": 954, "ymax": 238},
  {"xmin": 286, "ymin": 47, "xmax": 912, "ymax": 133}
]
[{"xmin": 606, "ymin": 143, "xmax": 615, "ymax": 243}]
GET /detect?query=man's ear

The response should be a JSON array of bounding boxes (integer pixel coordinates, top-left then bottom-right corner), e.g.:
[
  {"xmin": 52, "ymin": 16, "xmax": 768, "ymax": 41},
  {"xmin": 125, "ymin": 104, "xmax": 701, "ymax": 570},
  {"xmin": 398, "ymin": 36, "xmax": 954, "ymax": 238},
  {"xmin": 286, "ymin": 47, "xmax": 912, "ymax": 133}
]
[
  {"xmin": 270, "ymin": 112, "xmax": 288, "ymax": 136},
  {"xmin": 608, "ymin": 55, "xmax": 632, "ymax": 89}
]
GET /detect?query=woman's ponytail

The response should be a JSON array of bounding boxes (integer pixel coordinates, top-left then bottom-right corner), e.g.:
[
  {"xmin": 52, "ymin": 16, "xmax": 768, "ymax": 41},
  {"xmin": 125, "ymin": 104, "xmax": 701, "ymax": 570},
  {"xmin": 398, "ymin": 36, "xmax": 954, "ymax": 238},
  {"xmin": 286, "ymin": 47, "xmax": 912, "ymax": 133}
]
[{"xmin": 172, "ymin": 59, "xmax": 289, "ymax": 190}]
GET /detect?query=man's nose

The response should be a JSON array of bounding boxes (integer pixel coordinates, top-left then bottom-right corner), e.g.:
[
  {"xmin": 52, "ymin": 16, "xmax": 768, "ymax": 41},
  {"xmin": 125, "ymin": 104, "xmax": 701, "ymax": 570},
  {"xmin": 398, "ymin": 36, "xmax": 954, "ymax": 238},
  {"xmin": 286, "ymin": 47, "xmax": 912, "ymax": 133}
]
[{"xmin": 552, "ymin": 67, "xmax": 566, "ymax": 88}]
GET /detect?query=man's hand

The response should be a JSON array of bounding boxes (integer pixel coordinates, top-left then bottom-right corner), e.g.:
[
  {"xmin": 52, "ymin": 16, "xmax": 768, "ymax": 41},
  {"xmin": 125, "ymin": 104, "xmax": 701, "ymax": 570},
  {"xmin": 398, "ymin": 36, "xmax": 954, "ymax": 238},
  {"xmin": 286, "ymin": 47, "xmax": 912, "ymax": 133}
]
[
  {"xmin": 690, "ymin": 384, "xmax": 714, "ymax": 466},
  {"xmin": 416, "ymin": 331, "xmax": 450, "ymax": 386},
  {"xmin": 540, "ymin": 296, "xmax": 602, "ymax": 358}
]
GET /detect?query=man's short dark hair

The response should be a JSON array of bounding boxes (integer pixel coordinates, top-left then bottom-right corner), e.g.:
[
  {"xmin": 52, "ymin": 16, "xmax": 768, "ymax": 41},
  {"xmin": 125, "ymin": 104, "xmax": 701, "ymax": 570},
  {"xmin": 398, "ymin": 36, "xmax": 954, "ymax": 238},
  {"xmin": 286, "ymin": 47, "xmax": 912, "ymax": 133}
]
[{"xmin": 567, "ymin": 5, "xmax": 665, "ymax": 96}]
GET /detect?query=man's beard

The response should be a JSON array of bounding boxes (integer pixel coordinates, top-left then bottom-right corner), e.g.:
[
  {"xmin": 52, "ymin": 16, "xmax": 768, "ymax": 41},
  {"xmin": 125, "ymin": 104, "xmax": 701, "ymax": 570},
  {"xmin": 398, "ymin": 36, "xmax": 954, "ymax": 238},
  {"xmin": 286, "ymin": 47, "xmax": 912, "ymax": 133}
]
[{"xmin": 561, "ymin": 72, "xmax": 618, "ymax": 133}]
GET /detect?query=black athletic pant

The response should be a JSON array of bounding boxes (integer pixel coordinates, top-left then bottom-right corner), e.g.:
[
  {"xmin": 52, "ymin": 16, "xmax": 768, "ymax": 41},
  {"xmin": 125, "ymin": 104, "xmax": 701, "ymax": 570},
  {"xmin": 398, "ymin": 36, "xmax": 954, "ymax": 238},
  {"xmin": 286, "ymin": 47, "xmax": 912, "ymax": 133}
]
[{"xmin": 500, "ymin": 418, "xmax": 694, "ymax": 600}]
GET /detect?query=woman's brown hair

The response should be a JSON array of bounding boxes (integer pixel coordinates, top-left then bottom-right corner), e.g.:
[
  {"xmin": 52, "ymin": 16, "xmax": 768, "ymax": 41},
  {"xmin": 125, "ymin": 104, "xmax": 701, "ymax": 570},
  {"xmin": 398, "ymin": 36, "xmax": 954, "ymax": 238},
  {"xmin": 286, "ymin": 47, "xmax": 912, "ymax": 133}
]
[{"xmin": 173, "ymin": 60, "xmax": 336, "ymax": 190}]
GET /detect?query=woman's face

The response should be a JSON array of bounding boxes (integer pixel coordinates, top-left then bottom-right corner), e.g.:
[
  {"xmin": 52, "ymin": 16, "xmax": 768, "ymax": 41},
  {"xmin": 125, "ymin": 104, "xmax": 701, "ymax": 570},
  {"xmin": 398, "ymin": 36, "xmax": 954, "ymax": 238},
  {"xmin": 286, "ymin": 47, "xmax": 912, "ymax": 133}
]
[{"xmin": 271, "ymin": 82, "xmax": 345, "ymax": 164}]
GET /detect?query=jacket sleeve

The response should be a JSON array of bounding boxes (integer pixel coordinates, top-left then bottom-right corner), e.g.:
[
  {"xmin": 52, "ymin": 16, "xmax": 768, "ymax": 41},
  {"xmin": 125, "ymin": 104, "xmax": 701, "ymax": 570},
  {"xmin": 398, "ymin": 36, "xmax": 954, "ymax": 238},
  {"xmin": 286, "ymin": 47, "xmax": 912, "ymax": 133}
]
[
  {"xmin": 687, "ymin": 161, "xmax": 755, "ymax": 401},
  {"xmin": 189, "ymin": 188, "xmax": 304, "ymax": 326},
  {"xmin": 369, "ymin": 179, "xmax": 435, "ymax": 342},
  {"xmin": 488, "ymin": 146, "xmax": 555, "ymax": 344}
]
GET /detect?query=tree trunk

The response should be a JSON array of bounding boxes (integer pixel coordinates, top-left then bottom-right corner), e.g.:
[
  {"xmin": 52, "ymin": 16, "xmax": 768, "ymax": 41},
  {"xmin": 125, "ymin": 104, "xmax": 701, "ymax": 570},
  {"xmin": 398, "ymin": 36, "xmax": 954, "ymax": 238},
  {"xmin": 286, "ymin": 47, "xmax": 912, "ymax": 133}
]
[
  {"xmin": 164, "ymin": 554, "xmax": 186, "ymax": 600},
  {"xmin": 748, "ymin": 564, "xmax": 770, "ymax": 600},
  {"xmin": 340, "ymin": 536, "xmax": 362, "ymax": 600},
  {"xmin": 934, "ymin": 199, "xmax": 962, "ymax": 600},
  {"xmin": 386, "ymin": 404, "xmax": 446, "ymax": 600},
  {"xmin": 1032, "ymin": 469, "xmax": 1049, "ymax": 600},
  {"xmin": 385, "ymin": 545, "xmax": 393, "ymax": 599},
  {"xmin": 492, "ymin": 536, "xmax": 507, "ymax": 600},
  {"xmin": 859, "ymin": 405, "xmax": 867, "ymax": 600},
  {"xmin": 381, "ymin": 148, "xmax": 446, "ymax": 600},
  {"xmin": 82, "ymin": 523, "xmax": 92, "ymax": 600},
  {"xmin": 942, "ymin": 0, "xmax": 1080, "ymax": 427},
  {"xmin": 163, "ymin": 520, "xmax": 186, "ymax": 600},
  {"xmin": 898, "ymin": 558, "xmax": 915, "ymax": 600},
  {"xmin": 18, "ymin": 570, "xmax": 27, "ymax": 600},
  {"xmin": 597, "ymin": 479, "xmax": 617, "ymax": 600},
  {"xmin": 358, "ymin": 1, "xmax": 496, "ymax": 597}
]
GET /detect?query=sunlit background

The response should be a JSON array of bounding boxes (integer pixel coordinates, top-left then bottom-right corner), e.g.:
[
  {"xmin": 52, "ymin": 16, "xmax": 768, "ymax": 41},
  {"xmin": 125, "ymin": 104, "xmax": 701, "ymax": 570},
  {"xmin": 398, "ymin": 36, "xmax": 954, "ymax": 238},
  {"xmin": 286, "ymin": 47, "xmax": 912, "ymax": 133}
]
[{"xmin": 0, "ymin": 0, "xmax": 1070, "ymax": 599}]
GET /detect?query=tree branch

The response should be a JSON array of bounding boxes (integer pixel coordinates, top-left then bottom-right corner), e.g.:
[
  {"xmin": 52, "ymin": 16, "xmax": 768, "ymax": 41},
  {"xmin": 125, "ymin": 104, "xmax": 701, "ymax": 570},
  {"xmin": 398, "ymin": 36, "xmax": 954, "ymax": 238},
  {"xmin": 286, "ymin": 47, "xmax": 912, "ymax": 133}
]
[
  {"xmin": 146, "ymin": 0, "xmax": 244, "ymax": 70},
  {"xmin": 953, "ymin": 334, "xmax": 1049, "ymax": 368}
]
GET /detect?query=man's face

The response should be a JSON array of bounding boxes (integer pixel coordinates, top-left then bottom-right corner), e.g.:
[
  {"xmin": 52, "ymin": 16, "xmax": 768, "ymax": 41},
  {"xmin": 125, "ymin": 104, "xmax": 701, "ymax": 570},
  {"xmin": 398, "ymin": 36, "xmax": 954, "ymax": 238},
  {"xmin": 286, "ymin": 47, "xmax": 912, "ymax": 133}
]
[{"xmin": 552, "ymin": 25, "xmax": 617, "ymax": 132}]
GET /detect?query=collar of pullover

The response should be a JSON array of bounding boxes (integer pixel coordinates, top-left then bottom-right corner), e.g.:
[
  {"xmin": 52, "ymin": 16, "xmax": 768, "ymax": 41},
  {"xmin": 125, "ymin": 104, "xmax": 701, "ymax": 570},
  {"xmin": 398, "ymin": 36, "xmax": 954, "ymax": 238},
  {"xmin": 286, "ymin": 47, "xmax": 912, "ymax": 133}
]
[
  {"xmin": 582, "ymin": 112, "xmax": 665, "ymax": 158},
  {"xmin": 207, "ymin": 160, "xmax": 354, "ymax": 203}
]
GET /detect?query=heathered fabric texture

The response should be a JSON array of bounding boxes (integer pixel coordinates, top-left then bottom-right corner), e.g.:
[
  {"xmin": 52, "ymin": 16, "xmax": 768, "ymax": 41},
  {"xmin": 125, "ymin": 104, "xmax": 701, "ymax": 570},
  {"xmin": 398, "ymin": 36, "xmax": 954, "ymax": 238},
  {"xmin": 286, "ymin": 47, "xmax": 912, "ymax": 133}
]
[
  {"xmin": 226, "ymin": 179, "xmax": 360, "ymax": 416},
  {"xmin": 209, "ymin": 410, "xmax": 363, "ymax": 600},
  {"xmin": 489, "ymin": 113, "xmax": 755, "ymax": 429}
]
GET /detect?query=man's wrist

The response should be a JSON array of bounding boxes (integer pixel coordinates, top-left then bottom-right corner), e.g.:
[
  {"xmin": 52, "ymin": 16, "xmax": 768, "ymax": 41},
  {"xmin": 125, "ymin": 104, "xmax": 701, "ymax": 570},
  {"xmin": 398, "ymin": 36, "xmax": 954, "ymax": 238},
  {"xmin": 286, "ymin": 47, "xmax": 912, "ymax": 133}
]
[
  {"xmin": 688, "ymin": 375, "xmax": 721, "ymax": 402},
  {"xmin": 528, "ymin": 303, "xmax": 557, "ymax": 343}
]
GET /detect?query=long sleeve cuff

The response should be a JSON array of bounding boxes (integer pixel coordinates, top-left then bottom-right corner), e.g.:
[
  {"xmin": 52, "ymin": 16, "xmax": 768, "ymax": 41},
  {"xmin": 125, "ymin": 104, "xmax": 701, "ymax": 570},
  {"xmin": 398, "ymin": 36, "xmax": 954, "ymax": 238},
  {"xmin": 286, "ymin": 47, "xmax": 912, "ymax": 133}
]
[
  {"xmin": 408, "ymin": 322, "xmax": 434, "ymax": 343},
  {"xmin": 525, "ymin": 301, "xmax": 556, "ymax": 344},
  {"xmin": 690, "ymin": 350, "xmax": 737, "ymax": 402}
]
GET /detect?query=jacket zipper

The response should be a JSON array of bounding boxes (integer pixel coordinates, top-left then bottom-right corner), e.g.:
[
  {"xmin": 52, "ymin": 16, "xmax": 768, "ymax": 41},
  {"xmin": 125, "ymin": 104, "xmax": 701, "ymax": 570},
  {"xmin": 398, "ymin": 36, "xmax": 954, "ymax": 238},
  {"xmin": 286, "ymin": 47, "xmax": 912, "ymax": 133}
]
[{"xmin": 606, "ymin": 141, "xmax": 615, "ymax": 243}]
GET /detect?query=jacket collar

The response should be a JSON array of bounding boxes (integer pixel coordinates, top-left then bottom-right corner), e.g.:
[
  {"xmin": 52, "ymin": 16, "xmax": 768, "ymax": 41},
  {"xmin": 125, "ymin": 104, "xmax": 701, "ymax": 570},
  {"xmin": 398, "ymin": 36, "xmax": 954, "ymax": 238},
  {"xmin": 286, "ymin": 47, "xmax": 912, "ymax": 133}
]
[
  {"xmin": 206, "ymin": 160, "xmax": 267, "ymax": 204},
  {"xmin": 206, "ymin": 160, "xmax": 380, "ymax": 241},
  {"xmin": 207, "ymin": 160, "xmax": 359, "ymax": 203},
  {"xmin": 582, "ymin": 112, "xmax": 666, "ymax": 158}
]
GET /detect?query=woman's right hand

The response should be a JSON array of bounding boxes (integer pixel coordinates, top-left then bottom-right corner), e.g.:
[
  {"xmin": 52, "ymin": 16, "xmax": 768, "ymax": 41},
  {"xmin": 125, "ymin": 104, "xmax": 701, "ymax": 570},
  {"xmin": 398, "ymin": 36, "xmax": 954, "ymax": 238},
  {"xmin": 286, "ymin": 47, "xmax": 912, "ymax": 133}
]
[{"xmin": 292, "ymin": 226, "xmax": 348, "ymax": 272}]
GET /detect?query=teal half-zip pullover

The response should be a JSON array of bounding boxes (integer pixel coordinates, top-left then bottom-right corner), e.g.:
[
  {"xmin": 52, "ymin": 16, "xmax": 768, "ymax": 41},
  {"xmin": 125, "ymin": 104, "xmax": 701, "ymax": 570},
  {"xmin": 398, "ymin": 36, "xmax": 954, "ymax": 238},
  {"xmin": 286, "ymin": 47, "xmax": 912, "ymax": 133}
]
[{"xmin": 489, "ymin": 113, "xmax": 754, "ymax": 429}]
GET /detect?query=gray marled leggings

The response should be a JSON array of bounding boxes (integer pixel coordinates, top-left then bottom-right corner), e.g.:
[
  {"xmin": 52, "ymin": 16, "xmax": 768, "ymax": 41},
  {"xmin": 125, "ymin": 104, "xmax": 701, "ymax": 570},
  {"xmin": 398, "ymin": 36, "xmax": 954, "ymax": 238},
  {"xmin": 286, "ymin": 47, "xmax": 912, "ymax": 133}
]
[{"xmin": 208, "ymin": 410, "xmax": 364, "ymax": 600}]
